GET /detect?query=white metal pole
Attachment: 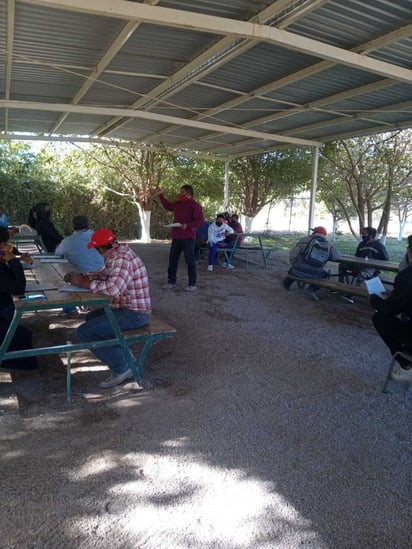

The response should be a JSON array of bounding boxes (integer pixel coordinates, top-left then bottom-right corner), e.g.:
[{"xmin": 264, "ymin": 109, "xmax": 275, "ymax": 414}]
[
  {"xmin": 308, "ymin": 146, "xmax": 319, "ymax": 234},
  {"xmin": 224, "ymin": 161, "xmax": 229, "ymax": 211}
]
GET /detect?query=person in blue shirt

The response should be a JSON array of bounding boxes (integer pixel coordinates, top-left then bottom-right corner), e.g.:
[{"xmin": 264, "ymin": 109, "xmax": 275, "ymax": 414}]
[
  {"xmin": 55, "ymin": 215, "xmax": 104, "ymax": 315},
  {"xmin": 55, "ymin": 215, "xmax": 104, "ymax": 272}
]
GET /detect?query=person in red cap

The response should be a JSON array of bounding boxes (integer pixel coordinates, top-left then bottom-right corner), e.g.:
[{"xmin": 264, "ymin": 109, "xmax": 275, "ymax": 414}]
[
  {"xmin": 282, "ymin": 226, "xmax": 341, "ymax": 302},
  {"xmin": 156, "ymin": 185, "xmax": 204, "ymax": 291},
  {"xmin": 64, "ymin": 228, "xmax": 151, "ymax": 388}
]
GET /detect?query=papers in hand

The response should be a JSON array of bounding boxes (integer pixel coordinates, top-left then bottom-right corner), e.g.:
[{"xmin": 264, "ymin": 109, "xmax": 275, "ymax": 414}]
[
  {"xmin": 165, "ymin": 223, "xmax": 182, "ymax": 228},
  {"xmin": 364, "ymin": 276, "xmax": 387, "ymax": 297},
  {"xmin": 58, "ymin": 283, "xmax": 90, "ymax": 292}
]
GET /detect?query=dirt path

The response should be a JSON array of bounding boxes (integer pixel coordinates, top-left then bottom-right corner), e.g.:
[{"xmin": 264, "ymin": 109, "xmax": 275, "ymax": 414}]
[{"xmin": 0, "ymin": 242, "xmax": 411, "ymax": 548}]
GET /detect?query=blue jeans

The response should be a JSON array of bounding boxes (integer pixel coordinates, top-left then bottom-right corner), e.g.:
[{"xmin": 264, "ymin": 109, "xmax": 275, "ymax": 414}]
[
  {"xmin": 208, "ymin": 241, "xmax": 234, "ymax": 266},
  {"xmin": 77, "ymin": 308, "xmax": 150, "ymax": 375},
  {"xmin": 168, "ymin": 238, "xmax": 197, "ymax": 286}
]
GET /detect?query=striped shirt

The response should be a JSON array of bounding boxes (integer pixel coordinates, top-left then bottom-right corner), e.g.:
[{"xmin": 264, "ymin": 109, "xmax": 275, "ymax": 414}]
[{"xmin": 86, "ymin": 243, "xmax": 151, "ymax": 312}]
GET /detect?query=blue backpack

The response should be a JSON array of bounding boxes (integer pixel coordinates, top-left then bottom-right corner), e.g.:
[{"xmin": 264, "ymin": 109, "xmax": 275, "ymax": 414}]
[{"xmin": 303, "ymin": 237, "xmax": 331, "ymax": 267}]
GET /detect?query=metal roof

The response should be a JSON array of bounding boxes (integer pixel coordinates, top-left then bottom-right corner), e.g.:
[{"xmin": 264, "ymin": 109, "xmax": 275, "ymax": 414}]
[{"xmin": 1, "ymin": 0, "xmax": 411, "ymax": 159}]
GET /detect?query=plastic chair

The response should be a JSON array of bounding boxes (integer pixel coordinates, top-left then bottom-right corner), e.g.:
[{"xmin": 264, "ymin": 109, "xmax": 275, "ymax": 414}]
[{"xmin": 382, "ymin": 350, "xmax": 412, "ymax": 393}]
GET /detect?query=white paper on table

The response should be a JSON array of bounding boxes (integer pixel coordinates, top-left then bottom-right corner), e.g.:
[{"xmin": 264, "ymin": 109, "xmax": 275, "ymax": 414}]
[
  {"xmin": 165, "ymin": 223, "xmax": 182, "ymax": 228},
  {"xmin": 364, "ymin": 276, "xmax": 387, "ymax": 296},
  {"xmin": 58, "ymin": 283, "xmax": 90, "ymax": 292},
  {"xmin": 39, "ymin": 257, "xmax": 69, "ymax": 263}
]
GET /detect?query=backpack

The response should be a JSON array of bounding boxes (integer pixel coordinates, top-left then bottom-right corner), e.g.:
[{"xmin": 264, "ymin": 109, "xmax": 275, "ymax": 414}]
[{"xmin": 303, "ymin": 237, "xmax": 331, "ymax": 267}]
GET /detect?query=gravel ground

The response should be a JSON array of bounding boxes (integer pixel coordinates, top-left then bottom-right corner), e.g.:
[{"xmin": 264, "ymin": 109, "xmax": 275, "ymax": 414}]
[{"xmin": 0, "ymin": 242, "xmax": 411, "ymax": 549}]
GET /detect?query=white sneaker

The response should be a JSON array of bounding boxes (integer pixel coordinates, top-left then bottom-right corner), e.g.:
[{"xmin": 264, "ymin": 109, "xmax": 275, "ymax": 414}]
[
  {"xmin": 226, "ymin": 263, "xmax": 235, "ymax": 269},
  {"xmin": 391, "ymin": 363, "xmax": 412, "ymax": 382},
  {"xmin": 99, "ymin": 368, "xmax": 134, "ymax": 389},
  {"xmin": 184, "ymin": 285, "xmax": 197, "ymax": 292},
  {"xmin": 207, "ymin": 265, "xmax": 213, "ymax": 271},
  {"xmin": 162, "ymin": 283, "xmax": 177, "ymax": 290}
]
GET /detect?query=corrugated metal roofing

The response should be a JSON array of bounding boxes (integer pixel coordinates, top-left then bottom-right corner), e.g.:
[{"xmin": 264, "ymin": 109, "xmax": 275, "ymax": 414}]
[{"xmin": 0, "ymin": 0, "xmax": 411, "ymax": 158}]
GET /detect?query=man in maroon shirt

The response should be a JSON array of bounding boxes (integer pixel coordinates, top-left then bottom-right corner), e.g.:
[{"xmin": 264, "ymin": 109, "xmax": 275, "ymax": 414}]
[{"xmin": 156, "ymin": 185, "xmax": 204, "ymax": 292}]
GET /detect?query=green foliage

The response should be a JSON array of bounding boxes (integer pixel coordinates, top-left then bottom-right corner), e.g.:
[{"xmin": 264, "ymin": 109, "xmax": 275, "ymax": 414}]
[
  {"xmin": 229, "ymin": 149, "xmax": 312, "ymax": 217},
  {"xmin": 318, "ymin": 131, "xmax": 412, "ymax": 236}
]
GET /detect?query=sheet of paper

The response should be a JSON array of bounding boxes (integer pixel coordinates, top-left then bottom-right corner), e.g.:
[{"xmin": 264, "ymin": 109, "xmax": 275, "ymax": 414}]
[
  {"xmin": 39, "ymin": 257, "xmax": 69, "ymax": 263},
  {"xmin": 58, "ymin": 283, "xmax": 90, "ymax": 292},
  {"xmin": 165, "ymin": 223, "xmax": 182, "ymax": 228},
  {"xmin": 26, "ymin": 283, "xmax": 57, "ymax": 291},
  {"xmin": 364, "ymin": 276, "xmax": 386, "ymax": 296}
]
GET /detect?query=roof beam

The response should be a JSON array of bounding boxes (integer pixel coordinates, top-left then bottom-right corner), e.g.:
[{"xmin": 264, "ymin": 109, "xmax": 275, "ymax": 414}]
[
  {"xmin": 151, "ymin": 23, "xmax": 412, "ymax": 147},
  {"xmin": 4, "ymin": 0, "xmax": 16, "ymax": 131},
  {"xmin": 0, "ymin": 100, "xmax": 321, "ymax": 147},
  {"xmin": 21, "ymin": 0, "xmax": 412, "ymax": 83}
]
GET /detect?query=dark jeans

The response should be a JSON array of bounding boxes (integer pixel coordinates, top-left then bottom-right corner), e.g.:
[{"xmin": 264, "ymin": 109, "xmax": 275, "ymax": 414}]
[
  {"xmin": 283, "ymin": 268, "xmax": 329, "ymax": 292},
  {"xmin": 372, "ymin": 312, "xmax": 412, "ymax": 367},
  {"xmin": 0, "ymin": 300, "xmax": 38, "ymax": 370},
  {"xmin": 168, "ymin": 238, "xmax": 197, "ymax": 286}
]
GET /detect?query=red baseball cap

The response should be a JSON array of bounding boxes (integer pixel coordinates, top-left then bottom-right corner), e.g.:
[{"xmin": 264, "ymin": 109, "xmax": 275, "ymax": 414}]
[
  {"xmin": 87, "ymin": 228, "xmax": 116, "ymax": 249},
  {"xmin": 311, "ymin": 226, "xmax": 327, "ymax": 235}
]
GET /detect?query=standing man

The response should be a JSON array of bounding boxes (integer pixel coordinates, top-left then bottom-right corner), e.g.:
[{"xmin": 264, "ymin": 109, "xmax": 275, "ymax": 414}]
[
  {"xmin": 156, "ymin": 185, "xmax": 204, "ymax": 292},
  {"xmin": 65, "ymin": 228, "xmax": 151, "ymax": 389}
]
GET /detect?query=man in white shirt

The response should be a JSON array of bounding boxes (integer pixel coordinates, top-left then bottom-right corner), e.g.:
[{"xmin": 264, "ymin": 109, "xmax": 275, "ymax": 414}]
[{"xmin": 207, "ymin": 214, "xmax": 235, "ymax": 271}]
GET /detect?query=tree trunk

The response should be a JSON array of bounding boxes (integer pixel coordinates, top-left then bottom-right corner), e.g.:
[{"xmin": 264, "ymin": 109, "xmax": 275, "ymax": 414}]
[
  {"xmin": 244, "ymin": 216, "xmax": 253, "ymax": 233},
  {"xmin": 136, "ymin": 202, "xmax": 151, "ymax": 243}
]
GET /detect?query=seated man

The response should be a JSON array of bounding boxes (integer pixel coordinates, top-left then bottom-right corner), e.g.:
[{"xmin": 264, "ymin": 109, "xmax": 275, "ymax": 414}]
[
  {"xmin": 282, "ymin": 226, "xmax": 342, "ymax": 302},
  {"xmin": 370, "ymin": 245, "xmax": 412, "ymax": 382},
  {"xmin": 398, "ymin": 234, "xmax": 412, "ymax": 271},
  {"xmin": 55, "ymin": 215, "xmax": 104, "ymax": 273},
  {"xmin": 0, "ymin": 228, "xmax": 38, "ymax": 371},
  {"xmin": 227, "ymin": 214, "xmax": 243, "ymax": 246},
  {"xmin": 65, "ymin": 228, "xmax": 151, "ymax": 389},
  {"xmin": 207, "ymin": 214, "xmax": 235, "ymax": 271},
  {"xmin": 339, "ymin": 226, "xmax": 389, "ymax": 284}
]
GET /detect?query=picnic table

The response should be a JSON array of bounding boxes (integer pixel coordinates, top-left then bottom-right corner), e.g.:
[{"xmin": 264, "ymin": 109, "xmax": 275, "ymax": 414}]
[
  {"xmin": 203, "ymin": 233, "xmax": 276, "ymax": 269},
  {"xmin": 0, "ymin": 258, "xmax": 176, "ymax": 400},
  {"xmin": 334, "ymin": 255, "xmax": 400, "ymax": 285}
]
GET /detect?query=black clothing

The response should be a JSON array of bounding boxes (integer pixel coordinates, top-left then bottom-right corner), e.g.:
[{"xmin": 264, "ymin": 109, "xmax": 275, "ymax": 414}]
[
  {"xmin": 34, "ymin": 203, "xmax": 63, "ymax": 252},
  {"xmin": 339, "ymin": 239, "xmax": 389, "ymax": 282},
  {"xmin": 0, "ymin": 258, "xmax": 38, "ymax": 370},
  {"xmin": 370, "ymin": 266, "xmax": 412, "ymax": 367},
  {"xmin": 355, "ymin": 239, "xmax": 389, "ymax": 261}
]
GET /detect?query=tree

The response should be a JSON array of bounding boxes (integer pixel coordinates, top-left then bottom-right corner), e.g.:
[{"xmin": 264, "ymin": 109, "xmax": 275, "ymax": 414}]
[
  {"xmin": 229, "ymin": 149, "xmax": 312, "ymax": 231},
  {"xmin": 318, "ymin": 131, "xmax": 412, "ymax": 238}
]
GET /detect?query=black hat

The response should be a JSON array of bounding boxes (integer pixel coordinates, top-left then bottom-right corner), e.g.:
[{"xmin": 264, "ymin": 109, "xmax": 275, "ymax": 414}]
[{"xmin": 73, "ymin": 215, "xmax": 89, "ymax": 230}]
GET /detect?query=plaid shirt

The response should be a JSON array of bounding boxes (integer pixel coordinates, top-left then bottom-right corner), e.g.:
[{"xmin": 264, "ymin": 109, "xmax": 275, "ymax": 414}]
[{"xmin": 86, "ymin": 243, "xmax": 151, "ymax": 312}]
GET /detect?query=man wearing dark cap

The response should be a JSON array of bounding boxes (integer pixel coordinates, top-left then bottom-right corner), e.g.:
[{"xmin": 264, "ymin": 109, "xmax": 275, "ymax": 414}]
[
  {"xmin": 65, "ymin": 228, "xmax": 151, "ymax": 389},
  {"xmin": 55, "ymin": 215, "xmax": 104, "ymax": 273},
  {"xmin": 282, "ymin": 226, "xmax": 342, "ymax": 301}
]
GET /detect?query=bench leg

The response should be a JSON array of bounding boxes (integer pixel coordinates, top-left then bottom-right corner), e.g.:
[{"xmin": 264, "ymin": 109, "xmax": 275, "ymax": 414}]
[
  {"xmin": 66, "ymin": 343, "xmax": 72, "ymax": 402},
  {"xmin": 134, "ymin": 340, "xmax": 153, "ymax": 383}
]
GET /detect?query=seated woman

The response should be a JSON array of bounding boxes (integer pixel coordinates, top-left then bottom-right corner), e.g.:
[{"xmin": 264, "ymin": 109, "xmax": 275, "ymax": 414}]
[{"xmin": 0, "ymin": 227, "xmax": 38, "ymax": 370}]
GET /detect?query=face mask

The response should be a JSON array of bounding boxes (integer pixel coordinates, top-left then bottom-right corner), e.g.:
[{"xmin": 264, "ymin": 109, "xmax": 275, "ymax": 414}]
[
  {"xmin": 216, "ymin": 221, "xmax": 223, "ymax": 227},
  {"xmin": 180, "ymin": 195, "xmax": 188, "ymax": 202},
  {"xmin": 361, "ymin": 235, "xmax": 369, "ymax": 242}
]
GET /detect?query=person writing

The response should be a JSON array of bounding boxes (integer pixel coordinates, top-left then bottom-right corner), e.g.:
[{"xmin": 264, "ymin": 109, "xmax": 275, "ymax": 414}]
[
  {"xmin": 370, "ymin": 245, "xmax": 412, "ymax": 383},
  {"xmin": 0, "ymin": 228, "xmax": 38, "ymax": 371},
  {"xmin": 64, "ymin": 228, "xmax": 151, "ymax": 389},
  {"xmin": 156, "ymin": 185, "xmax": 204, "ymax": 292}
]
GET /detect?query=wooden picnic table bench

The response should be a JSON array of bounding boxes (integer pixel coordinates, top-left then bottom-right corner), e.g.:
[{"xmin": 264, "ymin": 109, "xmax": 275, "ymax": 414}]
[
  {"xmin": 0, "ymin": 259, "xmax": 176, "ymax": 401},
  {"xmin": 286, "ymin": 274, "xmax": 369, "ymax": 299},
  {"xmin": 201, "ymin": 233, "xmax": 276, "ymax": 269}
]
